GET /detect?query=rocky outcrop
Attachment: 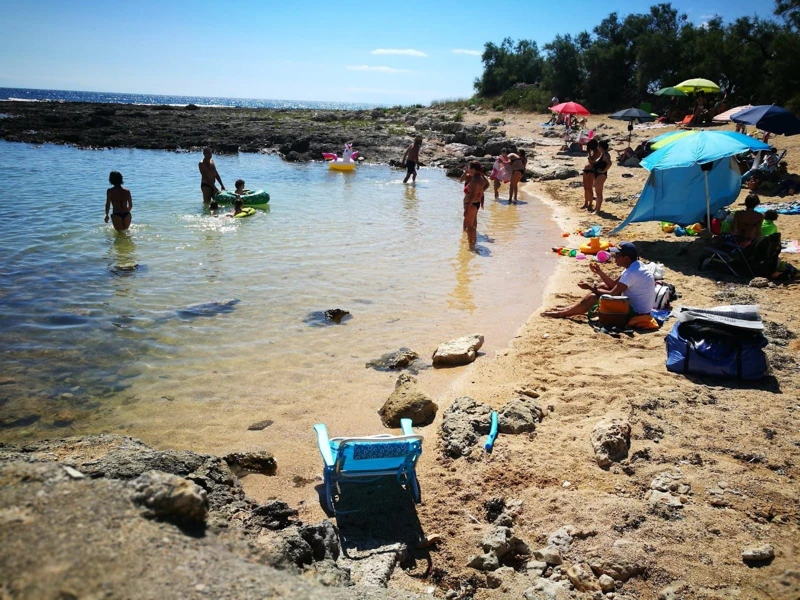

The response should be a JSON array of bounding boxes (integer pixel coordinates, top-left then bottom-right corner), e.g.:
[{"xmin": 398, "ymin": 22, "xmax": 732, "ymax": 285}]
[
  {"xmin": 223, "ymin": 450, "xmax": 277, "ymax": 475},
  {"xmin": 130, "ymin": 470, "xmax": 208, "ymax": 525},
  {"xmin": 498, "ymin": 397, "xmax": 544, "ymax": 434},
  {"xmin": 439, "ymin": 396, "xmax": 493, "ymax": 458},
  {"xmin": 590, "ymin": 418, "xmax": 631, "ymax": 467},
  {"xmin": 432, "ymin": 334, "xmax": 484, "ymax": 368},
  {"xmin": 378, "ymin": 373, "xmax": 438, "ymax": 427}
]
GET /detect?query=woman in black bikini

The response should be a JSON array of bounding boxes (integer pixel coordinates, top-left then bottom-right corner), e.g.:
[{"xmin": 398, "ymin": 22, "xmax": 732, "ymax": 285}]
[
  {"xmin": 582, "ymin": 139, "xmax": 600, "ymax": 210},
  {"xmin": 462, "ymin": 161, "xmax": 488, "ymax": 250},
  {"xmin": 104, "ymin": 171, "xmax": 132, "ymax": 232},
  {"xmin": 592, "ymin": 140, "xmax": 612, "ymax": 215},
  {"xmin": 508, "ymin": 149, "xmax": 527, "ymax": 204}
]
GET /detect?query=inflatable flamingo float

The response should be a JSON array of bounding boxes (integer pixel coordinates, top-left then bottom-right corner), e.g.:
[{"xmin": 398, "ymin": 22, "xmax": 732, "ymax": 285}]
[{"xmin": 323, "ymin": 143, "xmax": 359, "ymax": 171}]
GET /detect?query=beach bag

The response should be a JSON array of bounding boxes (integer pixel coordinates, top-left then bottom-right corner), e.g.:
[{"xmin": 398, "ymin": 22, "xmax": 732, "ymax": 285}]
[
  {"xmin": 598, "ymin": 295, "xmax": 630, "ymax": 327},
  {"xmin": 665, "ymin": 321, "xmax": 768, "ymax": 380},
  {"xmin": 654, "ymin": 283, "xmax": 677, "ymax": 309}
]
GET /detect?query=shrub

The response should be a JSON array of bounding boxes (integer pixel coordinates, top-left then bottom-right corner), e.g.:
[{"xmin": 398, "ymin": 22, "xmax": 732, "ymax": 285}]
[{"xmin": 453, "ymin": 109, "xmax": 465, "ymax": 122}]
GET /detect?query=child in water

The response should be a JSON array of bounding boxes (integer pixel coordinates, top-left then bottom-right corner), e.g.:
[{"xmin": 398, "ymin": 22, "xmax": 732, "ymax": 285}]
[
  {"xmin": 234, "ymin": 179, "xmax": 250, "ymax": 197},
  {"xmin": 104, "ymin": 171, "xmax": 133, "ymax": 231},
  {"xmin": 227, "ymin": 199, "xmax": 244, "ymax": 217}
]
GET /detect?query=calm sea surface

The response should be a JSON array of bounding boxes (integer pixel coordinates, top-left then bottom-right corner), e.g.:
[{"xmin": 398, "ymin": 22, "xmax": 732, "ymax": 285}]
[
  {"xmin": 0, "ymin": 141, "xmax": 558, "ymax": 486},
  {"xmin": 0, "ymin": 87, "xmax": 381, "ymax": 110}
]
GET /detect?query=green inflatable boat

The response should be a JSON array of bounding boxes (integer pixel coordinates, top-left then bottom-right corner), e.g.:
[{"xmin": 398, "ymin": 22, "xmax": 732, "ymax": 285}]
[{"xmin": 215, "ymin": 190, "xmax": 270, "ymax": 206}]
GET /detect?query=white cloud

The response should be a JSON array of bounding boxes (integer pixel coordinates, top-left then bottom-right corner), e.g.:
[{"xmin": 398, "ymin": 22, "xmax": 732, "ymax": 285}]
[
  {"xmin": 452, "ymin": 49, "xmax": 481, "ymax": 56},
  {"xmin": 371, "ymin": 49, "xmax": 427, "ymax": 57},
  {"xmin": 346, "ymin": 65, "xmax": 411, "ymax": 73}
]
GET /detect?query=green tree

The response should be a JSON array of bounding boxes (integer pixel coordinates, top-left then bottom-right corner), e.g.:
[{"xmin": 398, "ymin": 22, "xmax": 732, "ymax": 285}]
[
  {"xmin": 474, "ymin": 38, "xmax": 544, "ymax": 96},
  {"xmin": 542, "ymin": 34, "xmax": 585, "ymax": 101}
]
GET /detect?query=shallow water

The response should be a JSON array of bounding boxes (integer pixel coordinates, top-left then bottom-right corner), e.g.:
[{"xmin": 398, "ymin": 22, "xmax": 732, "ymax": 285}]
[{"xmin": 0, "ymin": 141, "xmax": 558, "ymax": 483}]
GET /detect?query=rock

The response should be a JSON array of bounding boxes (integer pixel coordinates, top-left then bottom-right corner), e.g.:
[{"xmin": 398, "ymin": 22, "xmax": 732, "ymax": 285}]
[
  {"xmin": 527, "ymin": 560, "xmax": 548, "ymax": 575},
  {"xmin": 484, "ymin": 138, "xmax": 515, "ymax": 156},
  {"xmin": 223, "ymin": 451, "xmax": 277, "ymax": 475},
  {"xmin": 299, "ymin": 520, "xmax": 340, "ymax": 561},
  {"xmin": 481, "ymin": 526, "xmax": 512, "ymax": 558},
  {"xmin": 175, "ymin": 298, "xmax": 239, "ymax": 319},
  {"xmin": 247, "ymin": 419, "xmax": 274, "ymax": 431},
  {"xmin": 468, "ymin": 552, "xmax": 499, "ymax": 571},
  {"xmin": 341, "ymin": 542, "xmax": 407, "ymax": 587},
  {"xmin": 324, "ymin": 308, "xmax": 350, "ymax": 323},
  {"xmin": 599, "ymin": 573, "xmax": 616, "ymax": 592},
  {"xmin": 533, "ymin": 167, "xmax": 580, "ymax": 181},
  {"xmin": 249, "ymin": 499, "xmax": 299, "ymax": 530},
  {"xmin": 749, "ymin": 277, "xmax": 770, "ymax": 288},
  {"xmin": 533, "ymin": 546, "xmax": 562, "ymax": 565},
  {"xmin": 258, "ymin": 526, "xmax": 314, "ymax": 567},
  {"xmin": 439, "ymin": 396, "xmax": 493, "ymax": 458},
  {"xmin": 130, "ymin": 471, "xmax": 208, "ymax": 525},
  {"xmin": 523, "ymin": 577, "xmax": 573, "ymax": 600},
  {"xmin": 646, "ymin": 490, "xmax": 683, "ymax": 508},
  {"xmin": 378, "ymin": 374, "xmax": 438, "ymax": 427},
  {"xmin": 62, "ymin": 465, "xmax": 85, "ymax": 479},
  {"xmin": 742, "ymin": 543, "xmax": 774, "ymax": 563},
  {"xmin": 365, "ymin": 348, "xmax": 419, "ymax": 371},
  {"xmin": 588, "ymin": 556, "xmax": 644, "ymax": 582},
  {"xmin": 486, "ymin": 565, "xmax": 515, "ymax": 588},
  {"xmin": 53, "ymin": 410, "xmax": 76, "ymax": 427},
  {"xmin": 590, "ymin": 418, "xmax": 631, "ymax": 467},
  {"xmin": 309, "ymin": 558, "xmax": 351, "ymax": 587},
  {"xmin": 546, "ymin": 526, "xmax": 575, "ymax": 550},
  {"xmin": 498, "ymin": 397, "xmax": 544, "ymax": 434},
  {"xmin": 432, "ymin": 334, "xmax": 484, "ymax": 368},
  {"xmin": 567, "ymin": 562, "xmax": 602, "ymax": 592},
  {"xmin": 659, "ymin": 580, "xmax": 688, "ymax": 599}
]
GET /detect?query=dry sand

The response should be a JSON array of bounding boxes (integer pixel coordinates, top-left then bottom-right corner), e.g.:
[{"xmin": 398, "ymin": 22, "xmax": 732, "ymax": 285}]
[{"xmin": 244, "ymin": 111, "xmax": 800, "ymax": 599}]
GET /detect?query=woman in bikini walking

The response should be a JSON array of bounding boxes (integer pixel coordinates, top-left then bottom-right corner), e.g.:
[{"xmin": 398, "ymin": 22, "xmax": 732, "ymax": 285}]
[
  {"xmin": 508, "ymin": 149, "xmax": 527, "ymax": 204},
  {"xmin": 104, "ymin": 171, "xmax": 133, "ymax": 232}
]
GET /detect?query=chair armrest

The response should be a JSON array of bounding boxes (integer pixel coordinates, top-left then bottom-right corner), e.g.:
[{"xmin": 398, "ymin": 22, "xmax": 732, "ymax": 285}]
[
  {"xmin": 400, "ymin": 418, "xmax": 415, "ymax": 437},
  {"xmin": 314, "ymin": 424, "xmax": 335, "ymax": 467}
]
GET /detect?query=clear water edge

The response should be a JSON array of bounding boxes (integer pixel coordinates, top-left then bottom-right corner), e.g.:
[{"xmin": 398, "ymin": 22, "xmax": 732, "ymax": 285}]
[{"xmin": 0, "ymin": 140, "xmax": 560, "ymax": 493}]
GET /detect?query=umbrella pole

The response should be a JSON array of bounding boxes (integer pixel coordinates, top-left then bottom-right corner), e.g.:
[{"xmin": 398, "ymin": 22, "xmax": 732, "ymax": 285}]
[{"xmin": 704, "ymin": 170, "xmax": 711, "ymax": 232}]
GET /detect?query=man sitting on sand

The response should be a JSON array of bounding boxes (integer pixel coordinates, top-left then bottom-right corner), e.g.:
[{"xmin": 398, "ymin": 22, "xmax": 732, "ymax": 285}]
[
  {"xmin": 542, "ymin": 242, "xmax": 655, "ymax": 319},
  {"xmin": 402, "ymin": 136, "xmax": 423, "ymax": 184},
  {"xmin": 199, "ymin": 148, "xmax": 225, "ymax": 202}
]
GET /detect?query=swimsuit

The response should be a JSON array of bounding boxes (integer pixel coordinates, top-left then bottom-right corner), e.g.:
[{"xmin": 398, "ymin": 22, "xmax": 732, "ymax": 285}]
[
  {"xmin": 406, "ymin": 159, "xmax": 417, "ymax": 174},
  {"xmin": 201, "ymin": 182, "xmax": 215, "ymax": 190},
  {"xmin": 112, "ymin": 212, "xmax": 130, "ymax": 219}
]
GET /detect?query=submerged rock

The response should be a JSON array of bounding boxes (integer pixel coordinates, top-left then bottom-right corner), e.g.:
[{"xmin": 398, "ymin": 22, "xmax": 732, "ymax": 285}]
[
  {"xmin": 175, "ymin": 298, "xmax": 239, "ymax": 319},
  {"xmin": 432, "ymin": 334, "xmax": 484, "ymax": 368},
  {"xmin": 378, "ymin": 374, "xmax": 437, "ymax": 427},
  {"xmin": 365, "ymin": 348, "xmax": 419, "ymax": 372},
  {"xmin": 304, "ymin": 309, "xmax": 352, "ymax": 326}
]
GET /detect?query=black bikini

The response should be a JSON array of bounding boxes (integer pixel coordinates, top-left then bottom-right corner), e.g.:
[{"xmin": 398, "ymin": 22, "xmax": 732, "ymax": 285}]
[
  {"xmin": 201, "ymin": 182, "xmax": 214, "ymax": 190},
  {"xmin": 113, "ymin": 212, "xmax": 130, "ymax": 219}
]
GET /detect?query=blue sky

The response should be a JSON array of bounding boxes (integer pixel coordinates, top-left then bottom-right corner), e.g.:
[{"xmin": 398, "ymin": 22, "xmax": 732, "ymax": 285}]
[{"xmin": 0, "ymin": 0, "xmax": 776, "ymax": 104}]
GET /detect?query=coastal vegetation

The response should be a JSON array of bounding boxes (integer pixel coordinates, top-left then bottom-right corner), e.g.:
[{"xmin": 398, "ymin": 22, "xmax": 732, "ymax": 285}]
[{"xmin": 472, "ymin": 1, "xmax": 800, "ymax": 113}]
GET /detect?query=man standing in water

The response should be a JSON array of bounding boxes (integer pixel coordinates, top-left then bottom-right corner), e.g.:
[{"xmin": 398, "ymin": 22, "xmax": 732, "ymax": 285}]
[
  {"xmin": 401, "ymin": 136, "xmax": 422, "ymax": 184},
  {"xmin": 199, "ymin": 148, "xmax": 225, "ymax": 202}
]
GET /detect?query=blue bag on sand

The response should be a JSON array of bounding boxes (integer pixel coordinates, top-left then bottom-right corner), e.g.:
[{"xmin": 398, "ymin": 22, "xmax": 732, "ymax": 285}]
[{"xmin": 665, "ymin": 321, "xmax": 768, "ymax": 380}]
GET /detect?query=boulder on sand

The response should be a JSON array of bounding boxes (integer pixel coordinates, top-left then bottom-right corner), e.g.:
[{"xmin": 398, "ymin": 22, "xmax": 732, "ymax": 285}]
[
  {"xmin": 432, "ymin": 334, "xmax": 484, "ymax": 368},
  {"xmin": 378, "ymin": 373, "xmax": 438, "ymax": 427},
  {"xmin": 590, "ymin": 418, "xmax": 631, "ymax": 467}
]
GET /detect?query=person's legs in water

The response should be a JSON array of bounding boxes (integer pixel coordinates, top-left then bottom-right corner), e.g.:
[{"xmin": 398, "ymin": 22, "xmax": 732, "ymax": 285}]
[
  {"xmin": 403, "ymin": 160, "xmax": 417, "ymax": 184},
  {"xmin": 201, "ymin": 182, "xmax": 217, "ymax": 203},
  {"xmin": 493, "ymin": 178, "xmax": 501, "ymax": 199},
  {"xmin": 582, "ymin": 170, "xmax": 595, "ymax": 209},
  {"xmin": 541, "ymin": 292, "xmax": 600, "ymax": 318},
  {"xmin": 592, "ymin": 173, "xmax": 607, "ymax": 214},
  {"xmin": 110, "ymin": 213, "xmax": 131, "ymax": 232},
  {"xmin": 510, "ymin": 171, "xmax": 523, "ymax": 203},
  {"xmin": 464, "ymin": 203, "xmax": 479, "ymax": 249}
]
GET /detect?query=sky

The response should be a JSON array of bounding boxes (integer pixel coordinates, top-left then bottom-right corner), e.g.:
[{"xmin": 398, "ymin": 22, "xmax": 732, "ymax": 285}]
[{"xmin": 0, "ymin": 0, "xmax": 777, "ymax": 105}]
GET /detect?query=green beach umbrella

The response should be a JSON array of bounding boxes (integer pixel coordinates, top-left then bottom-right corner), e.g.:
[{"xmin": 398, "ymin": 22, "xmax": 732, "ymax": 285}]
[
  {"xmin": 654, "ymin": 87, "xmax": 687, "ymax": 97},
  {"xmin": 649, "ymin": 129, "xmax": 698, "ymax": 150},
  {"xmin": 674, "ymin": 78, "xmax": 721, "ymax": 94}
]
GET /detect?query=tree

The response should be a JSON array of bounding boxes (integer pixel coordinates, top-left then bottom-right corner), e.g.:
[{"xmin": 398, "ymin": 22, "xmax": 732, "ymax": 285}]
[
  {"xmin": 543, "ymin": 34, "xmax": 585, "ymax": 101},
  {"xmin": 474, "ymin": 38, "xmax": 544, "ymax": 97}
]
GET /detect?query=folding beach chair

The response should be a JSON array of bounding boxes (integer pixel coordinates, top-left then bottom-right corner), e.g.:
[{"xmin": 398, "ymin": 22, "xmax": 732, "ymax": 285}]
[
  {"xmin": 700, "ymin": 234, "xmax": 754, "ymax": 277},
  {"xmin": 313, "ymin": 418, "xmax": 423, "ymax": 514}
]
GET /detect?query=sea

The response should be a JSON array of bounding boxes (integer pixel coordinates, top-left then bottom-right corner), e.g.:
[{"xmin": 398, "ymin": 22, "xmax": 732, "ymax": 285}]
[
  {"xmin": 0, "ymin": 90, "xmax": 559, "ymax": 497},
  {"xmin": 0, "ymin": 87, "xmax": 382, "ymax": 110}
]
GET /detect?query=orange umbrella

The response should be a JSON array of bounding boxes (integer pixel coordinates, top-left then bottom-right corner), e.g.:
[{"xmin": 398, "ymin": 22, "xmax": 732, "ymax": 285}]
[{"xmin": 550, "ymin": 101, "xmax": 590, "ymax": 116}]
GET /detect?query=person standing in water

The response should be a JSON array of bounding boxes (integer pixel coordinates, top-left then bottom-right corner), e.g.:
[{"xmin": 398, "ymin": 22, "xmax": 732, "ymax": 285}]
[
  {"xmin": 402, "ymin": 136, "xmax": 423, "ymax": 184},
  {"xmin": 199, "ymin": 147, "xmax": 225, "ymax": 202},
  {"xmin": 104, "ymin": 171, "xmax": 132, "ymax": 231}
]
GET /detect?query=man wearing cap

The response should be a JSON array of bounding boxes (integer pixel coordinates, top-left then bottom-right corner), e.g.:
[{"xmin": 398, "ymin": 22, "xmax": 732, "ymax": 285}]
[{"xmin": 542, "ymin": 242, "xmax": 655, "ymax": 319}]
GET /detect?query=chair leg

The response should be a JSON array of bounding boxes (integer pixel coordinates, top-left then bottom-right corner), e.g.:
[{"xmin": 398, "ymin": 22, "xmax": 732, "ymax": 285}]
[
  {"xmin": 408, "ymin": 471, "xmax": 421, "ymax": 504},
  {"xmin": 323, "ymin": 471, "xmax": 335, "ymax": 515}
]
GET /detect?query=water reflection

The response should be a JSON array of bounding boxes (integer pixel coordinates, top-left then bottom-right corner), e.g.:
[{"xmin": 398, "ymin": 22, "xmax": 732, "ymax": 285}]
[
  {"xmin": 402, "ymin": 184, "xmax": 419, "ymax": 230},
  {"xmin": 448, "ymin": 241, "xmax": 477, "ymax": 313}
]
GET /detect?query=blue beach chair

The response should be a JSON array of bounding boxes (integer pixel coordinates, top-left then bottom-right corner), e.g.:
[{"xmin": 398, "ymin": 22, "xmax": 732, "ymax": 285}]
[{"xmin": 313, "ymin": 419, "xmax": 423, "ymax": 514}]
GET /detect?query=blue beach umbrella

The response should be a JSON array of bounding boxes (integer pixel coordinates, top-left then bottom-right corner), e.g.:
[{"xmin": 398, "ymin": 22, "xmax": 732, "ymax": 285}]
[
  {"xmin": 611, "ymin": 131, "xmax": 771, "ymax": 234},
  {"xmin": 730, "ymin": 105, "xmax": 800, "ymax": 136}
]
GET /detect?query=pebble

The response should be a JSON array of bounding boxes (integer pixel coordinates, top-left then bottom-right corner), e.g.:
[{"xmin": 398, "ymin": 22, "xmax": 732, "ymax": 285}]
[
  {"xmin": 562, "ymin": 481, "xmax": 571, "ymax": 487},
  {"xmin": 62, "ymin": 466, "xmax": 84, "ymax": 480},
  {"xmin": 194, "ymin": 584, "xmax": 207, "ymax": 592},
  {"xmin": 742, "ymin": 543, "xmax": 774, "ymax": 563}
]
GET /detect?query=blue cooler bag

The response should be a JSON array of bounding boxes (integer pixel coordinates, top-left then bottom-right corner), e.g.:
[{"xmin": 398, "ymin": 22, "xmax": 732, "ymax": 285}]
[{"xmin": 665, "ymin": 321, "xmax": 768, "ymax": 380}]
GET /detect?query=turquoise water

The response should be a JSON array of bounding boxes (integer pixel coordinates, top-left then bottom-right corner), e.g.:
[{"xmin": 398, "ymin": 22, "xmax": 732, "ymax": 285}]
[{"xmin": 0, "ymin": 140, "xmax": 558, "ymax": 467}]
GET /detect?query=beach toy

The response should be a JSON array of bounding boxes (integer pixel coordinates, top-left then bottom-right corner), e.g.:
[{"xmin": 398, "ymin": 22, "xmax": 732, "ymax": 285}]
[
  {"xmin": 661, "ymin": 221, "xmax": 676, "ymax": 233},
  {"xmin": 579, "ymin": 237, "xmax": 611, "ymax": 255},
  {"xmin": 562, "ymin": 232, "xmax": 570, "ymax": 237},
  {"xmin": 215, "ymin": 190, "xmax": 270, "ymax": 206},
  {"xmin": 596, "ymin": 250, "xmax": 610, "ymax": 263},
  {"xmin": 569, "ymin": 249, "xmax": 577, "ymax": 257},
  {"xmin": 689, "ymin": 223, "xmax": 703, "ymax": 233},
  {"xmin": 576, "ymin": 253, "xmax": 587, "ymax": 260},
  {"xmin": 484, "ymin": 411, "xmax": 499, "ymax": 453},
  {"xmin": 234, "ymin": 207, "xmax": 256, "ymax": 218},
  {"xmin": 323, "ymin": 143, "xmax": 359, "ymax": 171},
  {"xmin": 674, "ymin": 226, "xmax": 686, "ymax": 236},
  {"xmin": 560, "ymin": 248, "xmax": 571, "ymax": 256},
  {"xmin": 583, "ymin": 225, "xmax": 603, "ymax": 237}
]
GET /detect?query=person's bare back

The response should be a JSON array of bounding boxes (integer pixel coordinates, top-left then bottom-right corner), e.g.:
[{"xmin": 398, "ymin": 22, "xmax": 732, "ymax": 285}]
[
  {"xmin": 105, "ymin": 171, "xmax": 132, "ymax": 231},
  {"xmin": 199, "ymin": 148, "xmax": 224, "ymax": 202}
]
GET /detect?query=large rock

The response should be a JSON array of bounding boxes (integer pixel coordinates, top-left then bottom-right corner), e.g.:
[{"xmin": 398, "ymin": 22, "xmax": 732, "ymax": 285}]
[
  {"xmin": 439, "ymin": 396, "xmax": 493, "ymax": 458},
  {"xmin": 379, "ymin": 374, "xmax": 438, "ymax": 427},
  {"xmin": 339, "ymin": 542, "xmax": 407, "ymax": 587},
  {"xmin": 130, "ymin": 470, "xmax": 208, "ymax": 525},
  {"xmin": 588, "ymin": 555, "xmax": 644, "ymax": 582},
  {"xmin": 484, "ymin": 138, "xmax": 514, "ymax": 155},
  {"xmin": 432, "ymin": 334, "xmax": 484, "ymax": 368},
  {"xmin": 498, "ymin": 397, "xmax": 544, "ymax": 434},
  {"xmin": 224, "ymin": 451, "xmax": 277, "ymax": 475},
  {"xmin": 523, "ymin": 577, "xmax": 573, "ymax": 600},
  {"xmin": 590, "ymin": 418, "xmax": 631, "ymax": 467}
]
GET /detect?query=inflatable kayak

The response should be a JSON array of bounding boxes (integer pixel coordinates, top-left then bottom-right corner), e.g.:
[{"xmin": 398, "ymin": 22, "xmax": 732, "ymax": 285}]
[
  {"xmin": 215, "ymin": 190, "xmax": 270, "ymax": 205},
  {"xmin": 234, "ymin": 207, "xmax": 256, "ymax": 218}
]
